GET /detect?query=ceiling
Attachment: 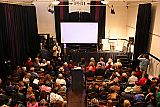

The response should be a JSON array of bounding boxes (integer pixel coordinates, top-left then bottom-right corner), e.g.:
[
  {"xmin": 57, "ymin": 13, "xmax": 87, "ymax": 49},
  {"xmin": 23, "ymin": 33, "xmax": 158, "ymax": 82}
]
[{"xmin": 0, "ymin": 0, "xmax": 160, "ymax": 5}]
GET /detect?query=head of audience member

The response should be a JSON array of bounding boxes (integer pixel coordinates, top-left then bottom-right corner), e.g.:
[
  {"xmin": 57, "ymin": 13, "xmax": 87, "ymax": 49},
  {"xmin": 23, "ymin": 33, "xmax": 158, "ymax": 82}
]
[
  {"xmin": 27, "ymin": 57, "xmax": 32, "ymax": 62},
  {"xmin": 114, "ymin": 59, "xmax": 122, "ymax": 69},
  {"xmin": 58, "ymin": 57, "xmax": 61, "ymax": 61},
  {"xmin": 44, "ymin": 74, "xmax": 52, "ymax": 82},
  {"xmin": 58, "ymin": 74, "xmax": 63, "ymax": 79},
  {"xmin": 131, "ymin": 71, "xmax": 136, "ymax": 76},
  {"xmin": 100, "ymin": 57, "xmax": 104, "ymax": 62},
  {"xmin": 121, "ymin": 73, "xmax": 128, "ymax": 83},
  {"xmin": 96, "ymin": 63, "xmax": 103, "ymax": 69},
  {"xmin": 42, "ymin": 59, "xmax": 46, "ymax": 64},
  {"xmin": 108, "ymin": 58, "xmax": 113, "ymax": 63},
  {"xmin": 89, "ymin": 62, "xmax": 95, "ymax": 67},
  {"xmin": 144, "ymin": 73, "xmax": 149, "ymax": 79},
  {"xmin": 34, "ymin": 58, "xmax": 39, "ymax": 63},
  {"xmin": 28, "ymin": 94, "xmax": 36, "ymax": 103},
  {"xmin": 107, "ymin": 100, "xmax": 113, "ymax": 107},
  {"xmin": 90, "ymin": 57, "xmax": 95, "ymax": 63},
  {"xmin": 30, "ymin": 67, "xmax": 35, "ymax": 72},
  {"xmin": 123, "ymin": 100, "xmax": 131, "ymax": 107},
  {"xmin": 136, "ymin": 66, "xmax": 141, "ymax": 71},
  {"xmin": 47, "ymin": 65, "xmax": 53, "ymax": 71}
]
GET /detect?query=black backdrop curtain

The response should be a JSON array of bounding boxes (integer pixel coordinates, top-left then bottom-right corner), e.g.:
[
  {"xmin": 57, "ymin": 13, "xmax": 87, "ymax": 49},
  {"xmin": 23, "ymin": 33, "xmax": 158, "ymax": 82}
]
[
  {"xmin": 0, "ymin": 3, "xmax": 39, "ymax": 77},
  {"xmin": 134, "ymin": 3, "xmax": 151, "ymax": 59},
  {"xmin": 54, "ymin": 1, "xmax": 106, "ymax": 47}
]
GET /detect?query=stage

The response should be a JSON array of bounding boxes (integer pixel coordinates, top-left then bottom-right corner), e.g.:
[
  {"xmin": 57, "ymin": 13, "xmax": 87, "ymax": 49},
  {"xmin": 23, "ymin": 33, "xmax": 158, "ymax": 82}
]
[{"xmin": 68, "ymin": 50, "xmax": 132, "ymax": 64}]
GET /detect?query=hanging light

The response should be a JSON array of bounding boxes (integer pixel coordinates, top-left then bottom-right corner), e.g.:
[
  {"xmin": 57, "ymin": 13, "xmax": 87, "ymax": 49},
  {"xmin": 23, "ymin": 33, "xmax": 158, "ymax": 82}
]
[
  {"xmin": 52, "ymin": 0, "xmax": 60, "ymax": 5},
  {"xmin": 101, "ymin": 0, "xmax": 109, "ymax": 4},
  {"xmin": 111, "ymin": 5, "xmax": 115, "ymax": 14}
]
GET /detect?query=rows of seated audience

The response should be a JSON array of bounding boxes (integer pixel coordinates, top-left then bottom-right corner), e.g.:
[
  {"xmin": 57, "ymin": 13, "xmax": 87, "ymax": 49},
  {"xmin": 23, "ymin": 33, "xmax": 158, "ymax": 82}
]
[
  {"xmin": 84, "ymin": 57, "xmax": 160, "ymax": 107},
  {"xmin": 0, "ymin": 56, "xmax": 71, "ymax": 107},
  {"xmin": 1, "ymin": 55, "xmax": 160, "ymax": 107}
]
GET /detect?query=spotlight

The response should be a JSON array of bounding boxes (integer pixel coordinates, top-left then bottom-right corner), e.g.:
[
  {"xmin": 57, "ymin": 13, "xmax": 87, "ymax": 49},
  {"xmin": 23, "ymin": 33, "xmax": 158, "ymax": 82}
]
[
  {"xmin": 111, "ymin": 5, "xmax": 115, "ymax": 14},
  {"xmin": 101, "ymin": 0, "xmax": 109, "ymax": 4},
  {"xmin": 52, "ymin": 0, "xmax": 60, "ymax": 5}
]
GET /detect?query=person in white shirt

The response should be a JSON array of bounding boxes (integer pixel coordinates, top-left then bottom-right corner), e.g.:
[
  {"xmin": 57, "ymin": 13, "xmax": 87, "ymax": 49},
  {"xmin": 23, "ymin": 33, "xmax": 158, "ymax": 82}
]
[
  {"xmin": 128, "ymin": 71, "xmax": 138, "ymax": 85},
  {"xmin": 97, "ymin": 57, "xmax": 105, "ymax": 69},
  {"xmin": 56, "ymin": 74, "xmax": 66, "ymax": 86}
]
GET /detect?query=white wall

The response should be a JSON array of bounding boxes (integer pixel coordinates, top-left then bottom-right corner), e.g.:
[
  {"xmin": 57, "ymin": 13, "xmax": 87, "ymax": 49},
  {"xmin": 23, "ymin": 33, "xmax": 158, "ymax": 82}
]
[
  {"xmin": 147, "ymin": 3, "xmax": 160, "ymax": 77},
  {"xmin": 126, "ymin": 5, "xmax": 138, "ymax": 38},
  {"xmin": 149, "ymin": 3, "xmax": 160, "ymax": 58},
  {"xmin": 106, "ymin": 5, "xmax": 128, "ymax": 39},
  {"xmin": 34, "ymin": 2, "xmax": 56, "ymax": 37}
]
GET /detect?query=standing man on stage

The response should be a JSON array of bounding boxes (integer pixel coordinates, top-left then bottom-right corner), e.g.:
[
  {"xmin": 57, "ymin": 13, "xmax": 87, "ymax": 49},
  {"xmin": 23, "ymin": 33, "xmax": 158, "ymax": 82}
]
[{"xmin": 52, "ymin": 42, "xmax": 61, "ymax": 59}]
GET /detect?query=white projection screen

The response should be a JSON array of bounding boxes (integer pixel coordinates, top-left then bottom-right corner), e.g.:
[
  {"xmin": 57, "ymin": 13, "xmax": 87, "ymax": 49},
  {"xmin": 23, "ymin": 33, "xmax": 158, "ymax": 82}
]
[{"xmin": 60, "ymin": 22, "xmax": 98, "ymax": 43}]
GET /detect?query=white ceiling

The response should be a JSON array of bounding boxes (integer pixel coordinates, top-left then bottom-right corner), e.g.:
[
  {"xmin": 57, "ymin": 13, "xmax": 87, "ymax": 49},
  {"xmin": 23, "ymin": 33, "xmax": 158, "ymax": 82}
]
[{"xmin": 0, "ymin": 0, "xmax": 160, "ymax": 5}]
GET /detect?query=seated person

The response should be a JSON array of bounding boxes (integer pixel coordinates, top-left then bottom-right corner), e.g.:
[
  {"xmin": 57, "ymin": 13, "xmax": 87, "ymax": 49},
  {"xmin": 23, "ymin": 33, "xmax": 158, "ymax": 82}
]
[
  {"xmin": 137, "ymin": 74, "xmax": 150, "ymax": 86},
  {"xmin": 97, "ymin": 57, "xmax": 105, "ymax": 69},
  {"xmin": 39, "ymin": 84, "xmax": 52, "ymax": 93},
  {"xmin": 86, "ymin": 62, "xmax": 96, "ymax": 73},
  {"xmin": 50, "ymin": 92, "xmax": 66, "ymax": 106},
  {"xmin": 114, "ymin": 59, "xmax": 122, "ymax": 69},
  {"xmin": 133, "ymin": 94, "xmax": 145, "ymax": 106},
  {"xmin": 123, "ymin": 99, "xmax": 131, "ymax": 107},
  {"xmin": 27, "ymin": 94, "xmax": 38, "ymax": 107},
  {"xmin": 105, "ymin": 61, "xmax": 112, "ymax": 70},
  {"xmin": 43, "ymin": 74, "xmax": 53, "ymax": 86},
  {"xmin": 56, "ymin": 74, "xmax": 66, "ymax": 86},
  {"xmin": 128, "ymin": 71, "xmax": 138, "ymax": 85},
  {"xmin": 25, "ymin": 57, "xmax": 33, "ymax": 71},
  {"xmin": 106, "ymin": 58, "xmax": 113, "ymax": 66},
  {"xmin": 145, "ymin": 87, "xmax": 156, "ymax": 103},
  {"xmin": 135, "ymin": 66, "xmax": 142, "ymax": 80},
  {"xmin": 107, "ymin": 89, "xmax": 118, "ymax": 100}
]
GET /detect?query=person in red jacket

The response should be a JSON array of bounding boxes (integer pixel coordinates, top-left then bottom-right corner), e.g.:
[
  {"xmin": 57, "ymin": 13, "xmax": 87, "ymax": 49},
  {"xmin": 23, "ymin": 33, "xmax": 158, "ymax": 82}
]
[{"xmin": 86, "ymin": 62, "xmax": 96, "ymax": 73}]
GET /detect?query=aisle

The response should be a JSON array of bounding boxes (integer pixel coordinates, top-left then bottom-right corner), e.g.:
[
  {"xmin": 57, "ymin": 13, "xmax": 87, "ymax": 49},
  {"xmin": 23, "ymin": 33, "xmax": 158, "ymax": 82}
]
[{"xmin": 67, "ymin": 87, "xmax": 86, "ymax": 107}]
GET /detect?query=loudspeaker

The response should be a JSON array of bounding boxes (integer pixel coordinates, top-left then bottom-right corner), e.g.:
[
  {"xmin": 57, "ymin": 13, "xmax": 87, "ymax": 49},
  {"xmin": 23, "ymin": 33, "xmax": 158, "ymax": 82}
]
[{"xmin": 129, "ymin": 37, "xmax": 134, "ymax": 45}]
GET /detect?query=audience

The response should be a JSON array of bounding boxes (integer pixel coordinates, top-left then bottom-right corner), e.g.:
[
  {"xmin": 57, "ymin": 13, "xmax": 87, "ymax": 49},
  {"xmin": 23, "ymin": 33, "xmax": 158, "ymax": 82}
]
[{"xmin": 1, "ymin": 51, "xmax": 160, "ymax": 107}]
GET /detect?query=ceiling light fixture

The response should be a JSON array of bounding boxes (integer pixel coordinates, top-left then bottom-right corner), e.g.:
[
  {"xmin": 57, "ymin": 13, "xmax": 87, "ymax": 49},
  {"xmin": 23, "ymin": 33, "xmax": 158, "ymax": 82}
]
[
  {"xmin": 111, "ymin": 5, "xmax": 115, "ymax": 14},
  {"xmin": 52, "ymin": 0, "xmax": 60, "ymax": 5},
  {"xmin": 101, "ymin": 0, "xmax": 109, "ymax": 4}
]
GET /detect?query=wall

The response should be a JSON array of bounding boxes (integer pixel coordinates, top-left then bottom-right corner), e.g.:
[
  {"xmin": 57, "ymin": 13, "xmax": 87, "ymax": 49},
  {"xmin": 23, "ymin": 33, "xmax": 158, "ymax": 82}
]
[
  {"xmin": 106, "ymin": 5, "xmax": 128, "ymax": 39},
  {"xmin": 126, "ymin": 3, "xmax": 160, "ymax": 77},
  {"xmin": 149, "ymin": 3, "xmax": 160, "ymax": 58},
  {"xmin": 34, "ymin": 1, "xmax": 56, "ymax": 37},
  {"xmin": 147, "ymin": 3, "xmax": 160, "ymax": 77},
  {"xmin": 126, "ymin": 5, "xmax": 138, "ymax": 38}
]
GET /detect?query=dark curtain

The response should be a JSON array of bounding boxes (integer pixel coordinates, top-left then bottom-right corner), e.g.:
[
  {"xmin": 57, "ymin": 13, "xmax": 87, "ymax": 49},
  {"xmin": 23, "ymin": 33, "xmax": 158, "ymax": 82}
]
[
  {"xmin": 91, "ymin": 1, "xmax": 106, "ymax": 48},
  {"xmin": 69, "ymin": 12, "xmax": 79, "ymax": 22},
  {"xmin": 0, "ymin": 3, "xmax": 39, "ymax": 77},
  {"xmin": 134, "ymin": 3, "xmax": 151, "ymax": 59},
  {"xmin": 54, "ymin": 1, "xmax": 69, "ymax": 44}
]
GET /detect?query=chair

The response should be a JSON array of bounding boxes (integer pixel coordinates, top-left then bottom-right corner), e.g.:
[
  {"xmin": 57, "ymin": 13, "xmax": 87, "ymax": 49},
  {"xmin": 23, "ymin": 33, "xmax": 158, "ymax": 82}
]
[
  {"xmin": 95, "ymin": 69, "xmax": 105, "ymax": 76},
  {"xmin": 95, "ymin": 76, "xmax": 104, "ymax": 83},
  {"xmin": 85, "ymin": 71, "xmax": 95, "ymax": 88},
  {"xmin": 134, "ymin": 102, "xmax": 146, "ymax": 107}
]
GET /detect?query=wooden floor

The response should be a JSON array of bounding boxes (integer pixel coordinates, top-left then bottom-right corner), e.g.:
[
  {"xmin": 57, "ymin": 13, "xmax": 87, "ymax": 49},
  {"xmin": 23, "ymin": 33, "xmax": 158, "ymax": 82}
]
[{"xmin": 67, "ymin": 87, "xmax": 86, "ymax": 107}]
